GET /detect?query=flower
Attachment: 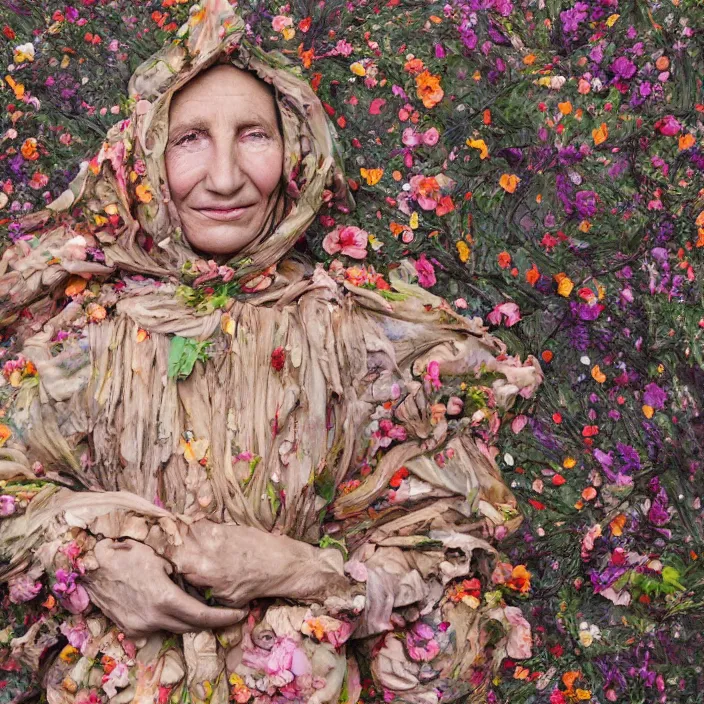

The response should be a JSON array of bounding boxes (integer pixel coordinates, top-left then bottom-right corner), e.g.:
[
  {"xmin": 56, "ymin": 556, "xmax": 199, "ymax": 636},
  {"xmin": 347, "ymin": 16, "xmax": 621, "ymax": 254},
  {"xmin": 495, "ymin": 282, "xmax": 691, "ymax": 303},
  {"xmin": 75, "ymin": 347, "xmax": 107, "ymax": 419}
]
[
  {"xmin": 643, "ymin": 382, "xmax": 667, "ymax": 410},
  {"xmin": 415, "ymin": 70, "xmax": 444, "ymax": 109},
  {"xmin": 13, "ymin": 43, "xmax": 35, "ymax": 63},
  {"xmin": 655, "ymin": 115, "xmax": 681, "ymax": 136},
  {"xmin": 322, "ymin": 225, "xmax": 369, "ymax": 258},
  {"xmin": 499, "ymin": 173, "xmax": 520, "ymax": 193},
  {"xmin": 405, "ymin": 622, "xmax": 440, "ymax": 662},
  {"xmin": 271, "ymin": 346, "xmax": 286, "ymax": 371},
  {"xmin": 0, "ymin": 495, "xmax": 16, "ymax": 516},
  {"xmin": 8, "ymin": 574, "xmax": 42, "ymax": 603},
  {"xmin": 413, "ymin": 253, "xmax": 436, "ymax": 288},
  {"xmin": 487, "ymin": 302, "xmax": 521, "ymax": 327}
]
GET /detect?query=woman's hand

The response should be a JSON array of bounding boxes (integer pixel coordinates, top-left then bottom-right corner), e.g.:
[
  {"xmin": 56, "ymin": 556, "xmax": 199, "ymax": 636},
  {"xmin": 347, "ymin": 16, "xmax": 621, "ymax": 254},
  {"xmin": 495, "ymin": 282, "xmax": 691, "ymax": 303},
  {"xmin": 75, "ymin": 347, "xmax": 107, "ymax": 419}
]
[
  {"xmin": 83, "ymin": 538, "xmax": 248, "ymax": 638},
  {"xmin": 165, "ymin": 521, "xmax": 358, "ymax": 609}
]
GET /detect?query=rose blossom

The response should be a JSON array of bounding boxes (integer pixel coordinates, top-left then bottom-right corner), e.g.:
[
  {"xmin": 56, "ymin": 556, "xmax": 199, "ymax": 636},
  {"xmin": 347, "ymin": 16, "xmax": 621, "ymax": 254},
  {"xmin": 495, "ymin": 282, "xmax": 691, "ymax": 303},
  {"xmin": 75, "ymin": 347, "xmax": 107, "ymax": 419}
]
[{"xmin": 322, "ymin": 225, "xmax": 369, "ymax": 259}]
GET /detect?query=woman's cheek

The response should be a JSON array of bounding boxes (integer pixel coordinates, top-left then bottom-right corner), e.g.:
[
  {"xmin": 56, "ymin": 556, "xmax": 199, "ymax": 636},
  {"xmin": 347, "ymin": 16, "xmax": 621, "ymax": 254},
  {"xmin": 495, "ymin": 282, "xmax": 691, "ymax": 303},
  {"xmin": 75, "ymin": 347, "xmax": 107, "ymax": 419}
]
[
  {"xmin": 252, "ymin": 146, "xmax": 284, "ymax": 197},
  {"xmin": 166, "ymin": 153, "xmax": 202, "ymax": 202}
]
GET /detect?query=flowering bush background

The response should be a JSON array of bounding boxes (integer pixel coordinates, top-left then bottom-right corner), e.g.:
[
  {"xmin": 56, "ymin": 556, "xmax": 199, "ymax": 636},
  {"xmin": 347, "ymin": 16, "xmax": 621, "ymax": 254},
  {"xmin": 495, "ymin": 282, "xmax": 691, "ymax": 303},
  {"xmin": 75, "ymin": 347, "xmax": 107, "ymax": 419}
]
[{"xmin": 2, "ymin": 0, "xmax": 704, "ymax": 701}]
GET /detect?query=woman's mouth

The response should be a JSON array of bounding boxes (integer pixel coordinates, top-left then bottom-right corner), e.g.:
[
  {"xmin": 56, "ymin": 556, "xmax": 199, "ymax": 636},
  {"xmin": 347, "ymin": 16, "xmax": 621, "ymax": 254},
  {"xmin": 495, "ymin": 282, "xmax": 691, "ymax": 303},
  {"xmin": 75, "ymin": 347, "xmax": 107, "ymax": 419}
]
[{"xmin": 196, "ymin": 205, "xmax": 252, "ymax": 221}]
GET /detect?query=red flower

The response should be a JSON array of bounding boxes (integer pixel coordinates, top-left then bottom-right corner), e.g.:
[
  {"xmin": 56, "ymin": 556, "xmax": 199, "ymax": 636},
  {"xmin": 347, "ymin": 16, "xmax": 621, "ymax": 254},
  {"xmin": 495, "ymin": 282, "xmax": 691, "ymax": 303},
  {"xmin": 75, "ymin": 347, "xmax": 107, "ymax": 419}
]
[{"xmin": 271, "ymin": 347, "xmax": 286, "ymax": 372}]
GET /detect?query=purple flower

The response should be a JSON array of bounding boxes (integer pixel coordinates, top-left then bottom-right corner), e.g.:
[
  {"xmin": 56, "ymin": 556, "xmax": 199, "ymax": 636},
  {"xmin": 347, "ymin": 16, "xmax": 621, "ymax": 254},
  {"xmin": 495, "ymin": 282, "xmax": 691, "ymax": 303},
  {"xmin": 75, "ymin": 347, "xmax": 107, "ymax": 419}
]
[
  {"xmin": 0, "ymin": 495, "xmax": 16, "ymax": 516},
  {"xmin": 560, "ymin": 2, "xmax": 589, "ymax": 33},
  {"xmin": 8, "ymin": 574, "xmax": 42, "ymax": 604},
  {"xmin": 611, "ymin": 56, "xmax": 637, "ymax": 80},
  {"xmin": 643, "ymin": 382, "xmax": 667, "ymax": 410},
  {"xmin": 575, "ymin": 190, "xmax": 597, "ymax": 218},
  {"xmin": 648, "ymin": 499, "xmax": 670, "ymax": 526}
]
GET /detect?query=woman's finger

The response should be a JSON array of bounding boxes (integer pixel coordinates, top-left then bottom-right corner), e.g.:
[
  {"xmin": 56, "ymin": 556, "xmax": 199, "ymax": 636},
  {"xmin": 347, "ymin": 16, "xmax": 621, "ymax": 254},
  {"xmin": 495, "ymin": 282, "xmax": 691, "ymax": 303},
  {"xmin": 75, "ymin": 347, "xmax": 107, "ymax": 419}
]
[{"xmin": 159, "ymin": 575, "xmax": 248, "ymax": 629}]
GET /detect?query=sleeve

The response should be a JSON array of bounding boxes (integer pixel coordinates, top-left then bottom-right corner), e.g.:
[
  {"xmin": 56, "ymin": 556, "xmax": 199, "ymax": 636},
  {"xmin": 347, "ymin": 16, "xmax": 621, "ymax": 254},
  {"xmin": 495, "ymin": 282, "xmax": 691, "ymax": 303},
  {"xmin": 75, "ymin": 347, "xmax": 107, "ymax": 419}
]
[
  {"xmin": 330, "ymin": 281, "xmax": 541, "ymax": 704},
  {"xmin": 0, "ymin": 309, "xmax": 182, "ymax": 683}
]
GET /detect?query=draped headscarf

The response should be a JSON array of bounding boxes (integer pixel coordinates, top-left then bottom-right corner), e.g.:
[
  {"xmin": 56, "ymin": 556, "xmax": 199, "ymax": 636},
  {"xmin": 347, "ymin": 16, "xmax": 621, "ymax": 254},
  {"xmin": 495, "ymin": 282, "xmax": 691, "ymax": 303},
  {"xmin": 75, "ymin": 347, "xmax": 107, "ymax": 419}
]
[{"xmin": 0, "ymin": 0, "xmax": 352, "ymax": 328}]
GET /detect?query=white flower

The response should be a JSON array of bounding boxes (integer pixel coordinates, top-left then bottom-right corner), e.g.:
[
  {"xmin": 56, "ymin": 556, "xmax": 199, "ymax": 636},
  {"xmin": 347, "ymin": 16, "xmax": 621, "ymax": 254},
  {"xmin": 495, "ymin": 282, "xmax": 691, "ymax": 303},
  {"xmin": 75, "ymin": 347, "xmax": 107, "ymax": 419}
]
[{"xmin": 13, "ymin": 43, "xmax": 35, "ymax": 63}]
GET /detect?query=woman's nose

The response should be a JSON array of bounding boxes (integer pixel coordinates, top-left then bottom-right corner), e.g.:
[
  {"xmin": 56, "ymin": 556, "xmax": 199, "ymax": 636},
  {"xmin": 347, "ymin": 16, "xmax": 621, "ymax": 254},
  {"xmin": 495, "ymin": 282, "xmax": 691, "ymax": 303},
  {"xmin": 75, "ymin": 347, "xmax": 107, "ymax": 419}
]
[{"xmin": 206, "ymin": 142, "xmax": 246, "ymax": 194}]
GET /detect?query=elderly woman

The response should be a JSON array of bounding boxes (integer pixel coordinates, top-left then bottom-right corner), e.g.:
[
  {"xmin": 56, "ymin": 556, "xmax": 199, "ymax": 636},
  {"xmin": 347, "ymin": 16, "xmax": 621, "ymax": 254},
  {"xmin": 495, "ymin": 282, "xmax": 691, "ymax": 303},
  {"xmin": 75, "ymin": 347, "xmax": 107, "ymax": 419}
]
[{"xmin": 0, "ymin": 1, "xmax": 542, "ymax": 703}]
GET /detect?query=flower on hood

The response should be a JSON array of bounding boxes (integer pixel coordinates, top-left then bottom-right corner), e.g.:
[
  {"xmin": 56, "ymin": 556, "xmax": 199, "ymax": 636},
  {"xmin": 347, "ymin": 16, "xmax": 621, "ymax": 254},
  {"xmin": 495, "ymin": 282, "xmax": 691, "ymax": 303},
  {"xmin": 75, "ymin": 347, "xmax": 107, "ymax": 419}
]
[
  {"xmin": 655, "ymin": 115, "xmax": 681, "ymax": 136},
  {"xmin": 322, "ymin": 225, "xmax": 369, "ymax": 259},
  {"xmin": 8, "ymin": 574, "xmax": 42, "ymax": 604},
  {"xmin": 405, "ymin": 622, "xmax": 440, "ymax": 662}
]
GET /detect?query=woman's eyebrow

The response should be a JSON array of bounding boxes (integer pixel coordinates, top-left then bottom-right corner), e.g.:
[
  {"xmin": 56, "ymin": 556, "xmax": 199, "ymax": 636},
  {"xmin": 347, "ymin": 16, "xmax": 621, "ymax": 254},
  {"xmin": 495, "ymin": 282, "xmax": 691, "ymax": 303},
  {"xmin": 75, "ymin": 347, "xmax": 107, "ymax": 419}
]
[{"xmin": 168, "ymin": 116, "xmax": 276, "ymax": 135}]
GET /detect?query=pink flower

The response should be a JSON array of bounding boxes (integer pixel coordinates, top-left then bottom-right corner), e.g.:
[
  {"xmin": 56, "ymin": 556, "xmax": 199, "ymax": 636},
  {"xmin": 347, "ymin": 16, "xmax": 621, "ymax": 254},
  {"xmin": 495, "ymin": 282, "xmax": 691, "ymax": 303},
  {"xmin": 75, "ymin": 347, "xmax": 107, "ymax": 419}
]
[
  {"xmin": 0, "ymin": 495, "xmax": 15, "ymax": 516},
  {"xmin": 402, "ymin": 128, "xmax": 424, "ymax": 147},
  {"xmin": 272, "ymin": 15, "xmax": 293, "ymax": 31},
  {"xmin": 8, "ymin": 574, "xmax": 42, "ymax": 604},
  {"xmin": 413, "ymin": 253, "xmax": 436, "ymax": 288},
  {"xmin": 322, "ymin": 225, "xmax": 369, "ymax": 259},
  {"xmin": 446, "ymin": 396, "xmax": 464, "ymax": 416},
  {"xmin": 405, "ymin": 622, "xmax": 440, "ymax": 662},
  {"xmin": 504, "ymin": 606, "xmax": 532, "ymax": 659},
  {"xmin": 423, "ymin": 127, "xmax": 440, "ymax": 146},
  {"xmin": 486, "ymin": 301, "xmax": 521, "ymax": 327},
  {"xmin": 654, "ymin": 115, "xmax": 681, "ymax": 136},
  {"xmin": 423, "ymin": 360, "xmax": 442, "ymax": 394}
]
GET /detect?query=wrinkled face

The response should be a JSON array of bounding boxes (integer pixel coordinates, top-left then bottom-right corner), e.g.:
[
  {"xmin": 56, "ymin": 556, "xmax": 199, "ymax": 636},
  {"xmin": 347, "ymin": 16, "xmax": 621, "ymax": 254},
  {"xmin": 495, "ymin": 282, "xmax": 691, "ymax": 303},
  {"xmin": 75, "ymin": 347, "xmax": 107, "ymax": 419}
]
[{"xmin": 165, "ymin": 64, "xmax": 284, "ymax": 257}]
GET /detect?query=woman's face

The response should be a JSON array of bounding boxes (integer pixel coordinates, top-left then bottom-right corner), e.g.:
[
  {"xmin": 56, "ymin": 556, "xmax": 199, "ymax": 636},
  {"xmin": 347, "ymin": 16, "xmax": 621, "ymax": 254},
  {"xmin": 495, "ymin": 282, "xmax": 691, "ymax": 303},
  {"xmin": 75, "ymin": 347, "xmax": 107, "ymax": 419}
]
[{"xmin": 165, "ymin": 64, "xmax": 284, "ymax": 257}]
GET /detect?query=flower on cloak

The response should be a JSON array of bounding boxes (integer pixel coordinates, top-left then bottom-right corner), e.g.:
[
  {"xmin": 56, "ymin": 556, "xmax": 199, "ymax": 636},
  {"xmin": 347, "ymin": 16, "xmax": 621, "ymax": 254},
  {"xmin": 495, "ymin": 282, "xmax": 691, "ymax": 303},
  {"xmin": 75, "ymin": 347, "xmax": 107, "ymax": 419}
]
[
  {"xmin": 53, "ymin": 569, "xmax": 90, "ymax": 614},
  {"xmin": 487, "ymin": 302, "xmax": 521, "ymax": 327},
  {"xmin": 413, "ymin": 253, "xmax": 436, "ymax": 288},
  {"xmin": 423, "ymin": 360, "xmax": 442, "ymax": 394},
  {"xmin": 0, "ymin": 495, "xmax": 16, "ymax": 516},
  {"xmin": 8, "ymin": 574, "xmax": 42, "ymax": 604},
  {"xmin": 504, "ymin": 606, "xmax": 533, "ymax": 659},
  {"xmin": 322, "ymin": 225, "xmax": 369, "ymax": 259},
  {"xmin": 102, "ymin": 662, "xmax": 130, "ymax": 698},
  {"xmin": 415, "ymin": 70, "xmax": 444, "ymax": 108},
  {"xmin": 405, "ymin": 622, "xmax": 440, "ymax": 662}
]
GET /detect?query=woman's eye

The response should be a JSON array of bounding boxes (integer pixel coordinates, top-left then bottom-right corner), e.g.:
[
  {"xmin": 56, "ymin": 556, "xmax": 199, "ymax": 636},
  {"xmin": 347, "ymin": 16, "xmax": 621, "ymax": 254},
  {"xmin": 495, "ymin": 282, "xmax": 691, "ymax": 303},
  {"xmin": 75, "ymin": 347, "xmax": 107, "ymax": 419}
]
[
  {"xmin": 246, "ymin": 131, "xmax": 269, "ymax": 141},
  {"xmin": 176, "ymin": 132, "xmax": 199, "ymax": 146}
]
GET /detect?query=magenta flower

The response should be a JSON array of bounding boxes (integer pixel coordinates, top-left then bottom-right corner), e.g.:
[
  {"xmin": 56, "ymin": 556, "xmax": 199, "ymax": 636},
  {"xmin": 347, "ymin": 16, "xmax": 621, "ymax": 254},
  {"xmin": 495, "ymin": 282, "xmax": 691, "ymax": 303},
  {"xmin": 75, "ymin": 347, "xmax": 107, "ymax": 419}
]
[
  {"xmin": 405, "ymin": 622, "xmax": 440, "ymax": 662},
  {"xmin": 414, "ymin": 253, "xmax": 436, "ymax": 288},
  {"xmin": 611, "ymin": 56, "xmax": 637, "ymax": 80},
  {"xmin": 655, "ymin": 115, "xmax": 681, "ymax": 136},
  {"xmin": 322, "ymin": 225, "xmax": 369, "ymax": 259}
]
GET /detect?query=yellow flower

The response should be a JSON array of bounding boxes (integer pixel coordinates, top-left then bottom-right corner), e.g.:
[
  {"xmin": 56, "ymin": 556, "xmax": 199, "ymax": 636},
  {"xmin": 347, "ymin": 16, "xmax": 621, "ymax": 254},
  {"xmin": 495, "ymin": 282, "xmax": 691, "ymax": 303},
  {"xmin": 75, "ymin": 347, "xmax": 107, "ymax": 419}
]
[
  {"xmin": 578, "ymin": 630, "xmax": 594, "ymax": 647},
  {"xmin": 456, "ymin": 240, "xmax": 470, "ymax": 263},
  {"xmin": 409, "ymin": 212, "xmax": 419, "ymax": 229},
  {"xmin": 605, "ymin": 13, "xmax": 620, "ymax": 26},
  {"xmin": 359, "ymin": 167, "xmax": 383, "ymax": 186},
  {"xmin": 59, "ymin": 645, "xmax": 79, "ymax": 663},
  {"xmin": 576, "ymin": 690, "xmax": 592, "ymax": 700},
  {"xmin": 350, "ymin": 62, "xmax": 366, "ymax": 76},
  {"xmin": 466, "ymin": 138, "xmax": 489, "ymax": 159},
  {"xmin": 499, "ymin": 173, "xmax": 520, "ymax": 193},
  {"xmin": 554, "ymin": 273, "xmax": 574, "ymax": 297},
  {"xmin": 563, "ymin": 457, "xmax": 577, "ymax": 469},
  {"xmin": 282, "ymin": 27, "xmax": 295, "ymax": 40},
  {"xmin": 13, "ymin": 43, "xmax": 35, "ymax": 63},
  {"xmin": 642, "ymin": 404, "xmax": 654, "ymax": 419}
]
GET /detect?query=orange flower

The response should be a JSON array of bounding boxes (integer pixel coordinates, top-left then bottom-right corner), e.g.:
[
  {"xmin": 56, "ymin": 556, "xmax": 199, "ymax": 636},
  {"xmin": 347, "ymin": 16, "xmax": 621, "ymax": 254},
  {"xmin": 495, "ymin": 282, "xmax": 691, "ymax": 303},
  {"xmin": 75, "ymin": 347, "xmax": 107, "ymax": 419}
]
[
  {"xmin": 558, "ymin": 101, "xmax": 572, "ymax": 115},
  {"xmin": 591, "ymin": 364, "xmax": 606, "ymax": 383},
  {"xmin": 404, "ymin": 57, "xmax": 425, "ymax": 75},
  {"xmin": 497, "ymin": 251, "xmax": 512, "ymax": 269},
  {"xmin": 526, "ymin": 263, "xmax": 540, "ymax": 286},
  {"xmin": 20, "ymin": 138, "xmax": 39, "ymax": 160},
  {"xmin": 609, "ymin": 513, "xmax": 626, "ymax": 536},
  {"xmin": 135, "ymin": 181, "xmax": 153, "ymax": 203},
  {"xmin": 679, "ymin": 133, "xmax": 695, "ymax": 151},
  {"xmin": 499, "ymin": 173, "xmax": 520, "ymax": 193},
  {"xmin": 65, "ymin": 275, "xmax": 88, "ymax": 297},
  {"xmin": 415, "ymin": 70, "xmax": 444, "ymax": 109},
  {"xmin": 506, "ymin": 564, "xmax": 531, "ymax": 593},
  {"xmin": 0, "ymin": 424, "xmax": 11, "ymax": 448},
  {"xmin": 592, "ymin": 122, "xmax": 609, "ymax": 145}
]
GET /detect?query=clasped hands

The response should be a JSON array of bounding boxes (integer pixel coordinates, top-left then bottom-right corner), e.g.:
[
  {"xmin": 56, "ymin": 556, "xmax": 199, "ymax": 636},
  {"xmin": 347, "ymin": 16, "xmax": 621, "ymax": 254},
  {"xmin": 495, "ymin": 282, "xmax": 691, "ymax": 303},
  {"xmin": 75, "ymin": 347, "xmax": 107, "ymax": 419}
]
[{"xmin": 84, "ymin": 520, "xmax": 356, "ymax": 638}]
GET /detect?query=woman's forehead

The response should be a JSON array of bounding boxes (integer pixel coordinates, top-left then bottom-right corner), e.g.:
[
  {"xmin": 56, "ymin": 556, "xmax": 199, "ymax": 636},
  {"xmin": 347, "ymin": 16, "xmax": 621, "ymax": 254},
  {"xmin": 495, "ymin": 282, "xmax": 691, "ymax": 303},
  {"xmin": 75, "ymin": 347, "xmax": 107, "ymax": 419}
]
[{"xmin": 168, "ymin": 64, "xmax": 277, "ymax": 125}]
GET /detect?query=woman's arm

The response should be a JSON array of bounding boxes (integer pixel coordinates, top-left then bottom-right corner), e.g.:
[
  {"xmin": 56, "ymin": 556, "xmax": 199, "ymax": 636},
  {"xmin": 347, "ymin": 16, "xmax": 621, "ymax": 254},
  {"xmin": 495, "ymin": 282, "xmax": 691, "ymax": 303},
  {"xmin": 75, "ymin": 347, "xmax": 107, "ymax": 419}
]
[{"xmin": 329, "ymin": 282, "xmax": 540, "ymax": 701}]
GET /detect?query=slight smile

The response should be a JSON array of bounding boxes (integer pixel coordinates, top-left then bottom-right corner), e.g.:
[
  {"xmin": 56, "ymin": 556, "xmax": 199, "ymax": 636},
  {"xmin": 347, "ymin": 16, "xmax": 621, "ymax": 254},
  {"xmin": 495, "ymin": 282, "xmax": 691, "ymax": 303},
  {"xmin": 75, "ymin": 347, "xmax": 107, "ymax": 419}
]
[{"xmin": 196, "ymin": 205, "xmax": 253, "ymax": 221}]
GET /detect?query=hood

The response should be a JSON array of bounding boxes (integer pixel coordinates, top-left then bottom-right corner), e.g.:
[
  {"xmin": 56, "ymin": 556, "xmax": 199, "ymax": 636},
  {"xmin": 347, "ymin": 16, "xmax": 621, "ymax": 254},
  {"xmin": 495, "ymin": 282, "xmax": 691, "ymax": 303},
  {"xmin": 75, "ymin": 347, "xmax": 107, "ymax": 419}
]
[{"xmin": 0, "ymin": 0, "xmax": 352, "ymax": 322}]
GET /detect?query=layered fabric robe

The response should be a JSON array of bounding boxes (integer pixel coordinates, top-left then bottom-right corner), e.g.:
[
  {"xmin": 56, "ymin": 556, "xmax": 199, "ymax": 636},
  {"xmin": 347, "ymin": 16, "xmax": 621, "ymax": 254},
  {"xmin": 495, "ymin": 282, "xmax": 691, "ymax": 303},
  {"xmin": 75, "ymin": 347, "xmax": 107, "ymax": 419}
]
[{"xmin": 0, "ymin": 2, "xmax": 542, "ymax": 703}]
